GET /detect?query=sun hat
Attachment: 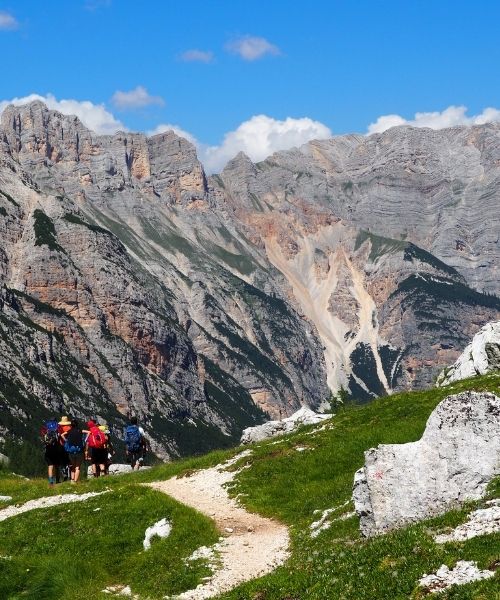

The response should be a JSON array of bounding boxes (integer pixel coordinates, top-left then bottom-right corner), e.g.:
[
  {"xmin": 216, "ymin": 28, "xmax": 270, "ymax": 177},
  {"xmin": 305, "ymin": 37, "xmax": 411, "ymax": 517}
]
[
  {"xmin": 58, "ymin": 416, "xmax": 71, "ymax": 426},
  {"xmin": 98, "ymin": 424, "xmax": 110, "ymax": 433}
]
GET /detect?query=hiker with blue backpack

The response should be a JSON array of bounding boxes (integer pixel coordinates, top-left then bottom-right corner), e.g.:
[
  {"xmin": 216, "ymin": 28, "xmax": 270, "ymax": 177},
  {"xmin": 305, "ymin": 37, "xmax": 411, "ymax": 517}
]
[
  {"xmin": 60, "ymin": 419, "xmax": 85, "ymax": 483},
  {"xmin": 41, "ymin": 418, "xmax": 61, "ymax": 486},
  {"xmin": 125, "ymin": 416, "xmax": 148, "ymax": 470}
]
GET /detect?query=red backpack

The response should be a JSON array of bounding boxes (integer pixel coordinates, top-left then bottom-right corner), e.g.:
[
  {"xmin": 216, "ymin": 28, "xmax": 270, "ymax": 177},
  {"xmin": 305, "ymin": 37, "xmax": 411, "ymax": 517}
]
[{"xmin": 87, "ymin": 426, "xmax": 106, "ymax": 449}]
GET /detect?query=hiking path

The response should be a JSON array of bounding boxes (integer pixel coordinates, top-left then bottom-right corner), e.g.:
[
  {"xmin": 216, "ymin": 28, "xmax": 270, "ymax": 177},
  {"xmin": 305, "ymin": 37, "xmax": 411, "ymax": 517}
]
[{"xmin": 146, "ymin": 451, "xmax": 290, "ymax": 600}]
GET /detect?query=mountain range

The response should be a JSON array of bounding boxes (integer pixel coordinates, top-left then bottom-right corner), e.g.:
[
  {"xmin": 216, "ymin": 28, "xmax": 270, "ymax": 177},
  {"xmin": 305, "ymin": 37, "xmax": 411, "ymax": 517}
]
[{"xmin": 0, "ymin": 101, "xmax": 499, "ymax": 459}]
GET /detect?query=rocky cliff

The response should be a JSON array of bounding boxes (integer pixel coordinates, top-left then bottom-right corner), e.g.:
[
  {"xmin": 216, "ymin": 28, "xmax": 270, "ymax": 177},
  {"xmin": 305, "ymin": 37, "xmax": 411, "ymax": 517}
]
[
  {"xmin": 0, "ymin": 101, "xmax": 499, "ymax": 459},
  {"xmin": 437, "ymin": 321, "xmax": 500, "ymax": 385}
]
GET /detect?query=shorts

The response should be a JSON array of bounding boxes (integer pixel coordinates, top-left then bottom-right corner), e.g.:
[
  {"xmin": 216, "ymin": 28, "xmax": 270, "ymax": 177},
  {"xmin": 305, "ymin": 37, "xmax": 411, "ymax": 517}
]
[
  {"xmin": 44, "ymin": 446, "xmax": 60, "ymax": 466},
  {"xmin": 127, "ymin": 451, "xmax": 144, "ymax": 466},
  {"xmin": 90, "ymin": 447, "xmax": 107, "ymax": 465},
  {"xmin": 58, "ymin": 446, "xmax": 70, "ymax": 466},
  {"xmin": 68, "ymin": 453, "xmax": 84, "ymax": 466}
]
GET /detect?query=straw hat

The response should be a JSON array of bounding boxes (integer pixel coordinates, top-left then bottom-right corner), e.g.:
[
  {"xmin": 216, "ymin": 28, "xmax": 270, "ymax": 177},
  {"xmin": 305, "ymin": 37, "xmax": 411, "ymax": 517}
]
[
  {"xmin": 98, "ymin": 424, "xmax": 110, "ymax": 434},
  {"xmin": 58, "ymin": 416, "xmax": 71, "ymax": 426}
]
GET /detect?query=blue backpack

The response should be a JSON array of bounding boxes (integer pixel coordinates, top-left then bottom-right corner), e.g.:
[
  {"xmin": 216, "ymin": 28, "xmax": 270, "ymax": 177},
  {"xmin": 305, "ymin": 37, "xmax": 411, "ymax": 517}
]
[
  {"xmin": 64, "ymin": 429, "xmax": 84, "ymax": 455},
  {"xmin": 125, "ymin": 425, "xmax": 142, "ymax": 452},
  {"xmin": 43, "ymin": 419, "xmax": 59, "ymax": 447}
]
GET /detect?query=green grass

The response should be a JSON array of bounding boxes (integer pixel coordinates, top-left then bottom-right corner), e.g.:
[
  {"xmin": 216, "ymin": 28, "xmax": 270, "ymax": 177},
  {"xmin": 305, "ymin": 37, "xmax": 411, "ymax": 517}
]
[
  {"xmin": 1, "ymin": 373, "xmax": 499, "ymax": 599},
  {"xmin": 62, "ymin": 212, "xmax": 113, "ymax": 236},
  {"xmin": 32, "ymin": 210, "xmax": 66, "ymax": 254},
  {"xmin": 0, "ymin": 483, "xmax": 219, "ymax": 600}
]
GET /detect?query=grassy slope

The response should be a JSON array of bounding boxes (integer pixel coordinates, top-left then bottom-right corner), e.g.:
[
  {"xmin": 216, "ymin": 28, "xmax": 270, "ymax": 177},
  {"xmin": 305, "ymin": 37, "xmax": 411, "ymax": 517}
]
[{"xmin": 0, "ymin": 374, "xmax": 499, "ymax": 599}]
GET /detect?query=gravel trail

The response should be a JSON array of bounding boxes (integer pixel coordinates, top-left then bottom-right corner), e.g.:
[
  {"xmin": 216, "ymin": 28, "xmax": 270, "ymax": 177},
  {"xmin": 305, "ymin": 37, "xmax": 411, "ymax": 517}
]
[{"xmin": 146, "ymin": 452, "xmax": 290, "ymax": 599}]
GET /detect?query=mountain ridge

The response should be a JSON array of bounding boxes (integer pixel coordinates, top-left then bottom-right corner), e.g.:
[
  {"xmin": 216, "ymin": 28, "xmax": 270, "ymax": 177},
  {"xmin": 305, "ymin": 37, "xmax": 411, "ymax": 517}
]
[{"xmin": 0, "ymin": 101, "xmax": 499, "ymax": 459}]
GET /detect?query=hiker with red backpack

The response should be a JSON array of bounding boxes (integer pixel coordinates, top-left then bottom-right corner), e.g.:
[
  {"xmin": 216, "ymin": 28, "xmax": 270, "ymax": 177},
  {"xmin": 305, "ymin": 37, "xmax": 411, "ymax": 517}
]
[
  {"xmin": 124, "ymin": 416, "xmax": 148, "ymax": 470},
  {"xmin": 60, "ymin": 419, "xmax": 85, "ymax": 483},
  {"xmin": 98, "ymin": 423, "xmax": 115, "ymax": 475},
  {"xmin": 41, "ymin": 418, "xmax": 61, "ymax": 486},
  {"xmin": 84, "ymin": 420, "xmax": 108, "ymax": 477},
  {"xmin": 58, "ymin": 416, "xmax": 72, "ymax": 482}
]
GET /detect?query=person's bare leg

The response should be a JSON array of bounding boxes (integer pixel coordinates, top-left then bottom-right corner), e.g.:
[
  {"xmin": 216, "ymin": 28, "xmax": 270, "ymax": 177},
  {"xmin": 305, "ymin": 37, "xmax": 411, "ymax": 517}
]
[
  {"xmin": 74, "ymin": 459, "xmax": 81, "ymax": 482},
  {"xmin": 48, "ymin": 465, "xmax": 55, "ymax": 485}
]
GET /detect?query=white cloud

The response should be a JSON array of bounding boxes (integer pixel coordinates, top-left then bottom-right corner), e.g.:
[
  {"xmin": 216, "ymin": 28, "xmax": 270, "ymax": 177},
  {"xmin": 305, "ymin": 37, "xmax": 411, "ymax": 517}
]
[
  {"xmin": 147, "ymin": 123, "xmax": 199, "ymax": 146},
  {"xmin": 0, "ymin": 96, "xmax": 330, "ymax": 174},
  {"xmin": 111, "ymin": 86, "xmax": 165, "ymax": 110},
  {"xmin": 0, "ymin": 93, "xmax": 125, "ymax": 135},
  {"xmin": 200, "ymin": 115, "xmax": 331, "ymax": 173},
  {"xmin": 0, "ymin": 11, "xmax": 18, "ymax": 30},
  {"xmin": 180, "ymin": 49, "xmax": 214, "ymax": 63},
  {"xmin": 148, "ymin": 115, "xmax": 331, "ymax": 174},
  {"xmin": 367, "ymin": 105, "xmax": 500, "ymax": 135},
  {"xmin": 225, "ymin": 36, "xmax": 281, "ymax": 61}
]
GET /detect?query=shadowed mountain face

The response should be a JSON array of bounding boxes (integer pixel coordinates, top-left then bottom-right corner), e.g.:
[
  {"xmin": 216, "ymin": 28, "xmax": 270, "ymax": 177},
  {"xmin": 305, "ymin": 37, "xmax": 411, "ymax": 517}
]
[{"xmin": 0, "ymin": 101, "xmax": 498, "ymax": 457}]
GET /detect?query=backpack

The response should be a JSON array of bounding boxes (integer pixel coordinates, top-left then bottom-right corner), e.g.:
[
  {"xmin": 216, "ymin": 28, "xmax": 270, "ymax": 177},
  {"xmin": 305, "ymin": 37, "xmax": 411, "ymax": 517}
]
[
  {"xmin": 125, "ymin": 425, "xmax": 142, "ymax": 452},
  {"xmin": 43, "ymin": 419, "xmax": 59, "ymax": 447},
  {"xmin": 64, "ymin": 428, "xmax": 84, "ymax": 454},
  {"xmin": 87, "ymin": 426, "xmax": 106, "ymax": 449}
]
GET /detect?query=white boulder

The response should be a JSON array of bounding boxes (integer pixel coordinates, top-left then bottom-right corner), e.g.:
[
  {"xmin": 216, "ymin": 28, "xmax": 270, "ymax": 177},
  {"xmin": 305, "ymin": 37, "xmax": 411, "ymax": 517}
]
[
  {"xmin": 143, "ymin": 518, "xmax": 171, "ymax": 550},
  {"xmin": 240, "ymin": 407, "xmax": 332, "ymax": 444},
  {"xmin": 434, "ymin": 503, "xmax": 500, "ymax": 543},
  {"xmin": 437, "ymin": 321, "xmax": 500, "ymax": 386},
  {"xmin": 353, "ymin": 391, "xmax": 500, "ymax": 536},
  {"xmin": 86, "ymin": 463, "xmax": 151, "ymax": 477},
  {"xmin": 419, "ymin": 561, "xmax": 495, "ymax": 594}
]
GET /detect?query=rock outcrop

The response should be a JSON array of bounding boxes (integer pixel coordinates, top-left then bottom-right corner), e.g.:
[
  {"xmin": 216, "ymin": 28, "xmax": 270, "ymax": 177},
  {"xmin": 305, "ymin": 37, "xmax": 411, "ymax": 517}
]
[
  {"xmin": 353, "ymin": 391, "xmax": 500, "ymax": 536},
  {"xmin": 437, "ymin": 321, "xmax": 500, "ymax": 386},
  {"xmin": 240, "ymin": 407, "xmax": 331, "ymax": 444},
  {"xmin": 418, "ymin": 561, "xmax": 495, "ymax": 594}
]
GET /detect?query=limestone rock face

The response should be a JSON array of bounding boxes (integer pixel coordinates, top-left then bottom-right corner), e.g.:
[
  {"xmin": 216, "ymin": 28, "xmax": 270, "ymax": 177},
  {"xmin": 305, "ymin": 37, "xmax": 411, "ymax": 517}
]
[
  {"xmin": 0, "ymin": 102, "xmax": 328, "ymax": 458},
  {"xmin": 1, "ymin": 101, "xmax": 500, "ymax": 459},
  {"xmin": 353, "ymin": 391, "xmax": 500, "ymax": 536},
  {"xmin": 437, "ymin": 321, "xmax": 500, "ymax": 386},
  {"xmin": 240, "ymin": 407, "xmax": 331, "ymax": 444},
  {"xmin": 214, "ymin": 128, "xmax": 500, "ymax": 397}
]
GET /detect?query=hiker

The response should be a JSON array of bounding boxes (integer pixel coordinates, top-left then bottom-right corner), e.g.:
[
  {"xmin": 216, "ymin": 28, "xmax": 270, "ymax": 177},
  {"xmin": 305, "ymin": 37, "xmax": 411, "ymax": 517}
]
[
  {"xmin": 41, "ymin": 418, "xmax": 60, "ymax": 486},
  {"xmin": 85, "ymin": 420, "xmax": 108, "ymax": 477},
  {"xmin": 98, "ymin": 424, "xmax": 115, "ymax": 475},
  {"xmin": 61, "ymin": 419, "xmax": 85, "ymax": 483},
  {"xmin": 124, "ymin": 416, "xmax": 148, "ymax": 470},
  {"xmin": 58, "ymin": 416, "xmax": 72, "ymax": 482}
]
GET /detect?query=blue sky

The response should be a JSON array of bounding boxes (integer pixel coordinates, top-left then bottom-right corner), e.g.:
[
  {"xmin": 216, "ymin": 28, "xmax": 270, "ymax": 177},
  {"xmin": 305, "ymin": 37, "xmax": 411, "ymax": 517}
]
[{"xmin": 1, "ymin": 0, "xmax": 499, "ymax": 171}]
